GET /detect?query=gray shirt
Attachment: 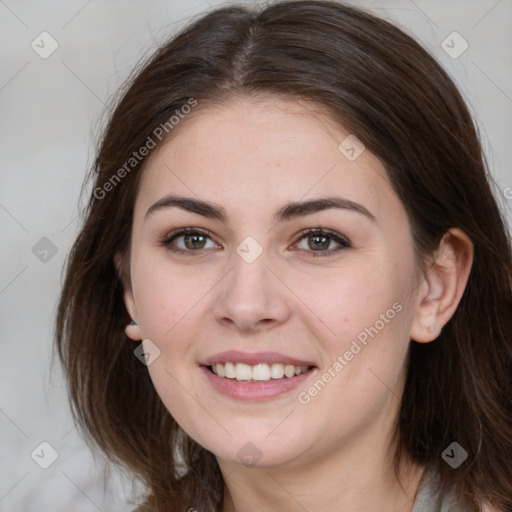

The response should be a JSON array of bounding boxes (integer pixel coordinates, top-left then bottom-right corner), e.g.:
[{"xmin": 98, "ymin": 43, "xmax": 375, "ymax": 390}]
[{"xmin": 412, "ymin": 469, "xmax": 466, "ymax": 512}]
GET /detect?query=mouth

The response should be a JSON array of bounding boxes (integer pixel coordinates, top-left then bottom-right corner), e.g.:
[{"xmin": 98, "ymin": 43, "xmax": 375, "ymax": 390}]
[
  {"xmin": 199, "ymin": 351, "xmax": 318, "ymax": 400},
  {"xmin": 206, "ymin": 362, "xmax": 313, "ymax": 382}
]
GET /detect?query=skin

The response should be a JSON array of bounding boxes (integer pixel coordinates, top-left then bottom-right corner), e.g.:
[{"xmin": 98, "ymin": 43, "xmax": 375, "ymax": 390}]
[{"xmin": 117, "ymin": 96, "xmax": 474, "ymax": 512}]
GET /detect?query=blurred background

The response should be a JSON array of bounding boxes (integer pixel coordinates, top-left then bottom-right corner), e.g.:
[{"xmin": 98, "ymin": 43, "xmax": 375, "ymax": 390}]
[{"xmin": 1, "ymin": 0, "xmax": 511, "ymax": 510}]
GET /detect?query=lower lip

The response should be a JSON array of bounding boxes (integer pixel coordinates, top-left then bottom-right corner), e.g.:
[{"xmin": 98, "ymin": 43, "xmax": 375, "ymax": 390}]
[{"xmin": 200, "ymin": 366, "xmax": 316, "ymax": 401}]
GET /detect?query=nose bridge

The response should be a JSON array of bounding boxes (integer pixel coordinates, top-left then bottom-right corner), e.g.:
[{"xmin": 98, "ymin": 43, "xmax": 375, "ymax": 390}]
[
  {"xmin": 213, "ymin": 236, "xmax": 290, "ymax": 330},
  {"xmin": 228, "ymin": 237, "xmax": 272, "ymax": 301}
]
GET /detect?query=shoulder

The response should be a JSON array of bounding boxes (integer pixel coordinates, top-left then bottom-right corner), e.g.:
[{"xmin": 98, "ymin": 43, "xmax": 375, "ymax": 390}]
[
  {"xmin": 412, "ymin": 468, "xmax": 504, "ymax": 512},
  {"xmin": 411, "ymin": 468, "xmax": 444, "ymax": 512},
  {"xmin": 411, "ymin": 468, "xmax": 461, "ymax": 512}
]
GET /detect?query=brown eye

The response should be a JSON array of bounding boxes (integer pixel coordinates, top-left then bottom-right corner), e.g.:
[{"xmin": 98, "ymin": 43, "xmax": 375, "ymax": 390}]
[
  {"xmin": 182, "ymin": 233, "xmax": 207, "ymax": 250},
  {"xmin": 161, "ymin": 228, "xmax": 219, "ymax": 254},
  {"xmin": 294, "ymin": 228, "xmax": 351, "ymax": 257},
  {"xmin": 307, "ymin": 234, "xmax": 330, "ymax": 250}
]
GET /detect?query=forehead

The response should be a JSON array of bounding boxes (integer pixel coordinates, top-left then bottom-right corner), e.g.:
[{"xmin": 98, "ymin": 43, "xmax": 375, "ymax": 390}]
[{"xmin": 135, "ymin": 96, "xmax": 400, "ymax": 223}]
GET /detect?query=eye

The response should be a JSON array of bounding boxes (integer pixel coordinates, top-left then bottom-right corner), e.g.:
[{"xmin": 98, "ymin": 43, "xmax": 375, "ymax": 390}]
[
  {"xmin": 159, "ymin": 227, "xmax": 351, "ymax": 257},
  {"xmin": 293, "ymin": 228, "xmax": 351, "ymax": 257},
  {"xmin": 160, "ymin": 228, "xmax": 219, "ymax": 254}
]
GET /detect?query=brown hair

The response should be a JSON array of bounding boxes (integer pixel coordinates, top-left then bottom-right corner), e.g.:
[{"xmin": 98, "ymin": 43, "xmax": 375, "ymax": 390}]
[{"xmin": 54, "ymin": 1, "xmax": 512, "ymax": 510}]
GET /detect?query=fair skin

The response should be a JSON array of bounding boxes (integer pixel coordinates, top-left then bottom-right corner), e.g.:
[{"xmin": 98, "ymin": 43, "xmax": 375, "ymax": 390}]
[{"xmin": 116, "ymin": 96, "xmax": 473, "ymax": 512}]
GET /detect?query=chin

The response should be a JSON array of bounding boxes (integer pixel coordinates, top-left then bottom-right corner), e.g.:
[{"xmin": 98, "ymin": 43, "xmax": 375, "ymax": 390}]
[{"xmin": 198, "ymin": 425, "xmax": 312, "ymax": 469}]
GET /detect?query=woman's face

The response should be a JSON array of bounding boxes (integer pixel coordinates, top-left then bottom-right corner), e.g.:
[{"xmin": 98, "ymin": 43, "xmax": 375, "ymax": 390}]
[{"xmin": 122, "ymin": 96, "xmax": 422, "ymax": 469}]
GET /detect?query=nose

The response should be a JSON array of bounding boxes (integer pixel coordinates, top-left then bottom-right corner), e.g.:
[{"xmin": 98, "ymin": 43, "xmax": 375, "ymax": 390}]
[{"xmin": 212, "ymin": 248, "xmax": 291, "ymax": 334}]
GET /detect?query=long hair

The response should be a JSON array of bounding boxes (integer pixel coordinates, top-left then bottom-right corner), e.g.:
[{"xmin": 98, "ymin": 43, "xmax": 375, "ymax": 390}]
[{"xmin": 54, "ymin": 1, "xmax": 512, "ymax": 510}]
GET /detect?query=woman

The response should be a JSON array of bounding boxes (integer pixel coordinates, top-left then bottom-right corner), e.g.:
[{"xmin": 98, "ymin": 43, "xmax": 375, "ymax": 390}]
[{"xmin": 54, "ymin": 1, "xmax": 512, "ymax": 511}]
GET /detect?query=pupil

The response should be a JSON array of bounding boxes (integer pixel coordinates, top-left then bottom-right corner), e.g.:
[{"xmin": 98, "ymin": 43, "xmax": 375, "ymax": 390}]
[
  {"xmin": 311, "ymin": 235, "xmax": 328, "ymax": 250},
  {"xmin": 186, "ymin": 234, "xmax": 205, "ymax": 249}
]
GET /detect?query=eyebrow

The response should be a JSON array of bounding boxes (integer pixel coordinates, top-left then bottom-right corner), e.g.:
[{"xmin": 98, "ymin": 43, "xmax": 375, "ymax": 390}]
[{"xmin": 145, "ymin": 194, "xmax": 376, "ymax": 224}]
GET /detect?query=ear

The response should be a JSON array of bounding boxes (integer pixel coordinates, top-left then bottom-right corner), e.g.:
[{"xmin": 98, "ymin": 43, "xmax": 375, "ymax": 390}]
[
  {"xmin": 410, "ymin": 228, "xmax": 474, "ymax": 343},
  {"xmin": 114, "ymin": 251, "xmax": 141, "ymax": 341}
]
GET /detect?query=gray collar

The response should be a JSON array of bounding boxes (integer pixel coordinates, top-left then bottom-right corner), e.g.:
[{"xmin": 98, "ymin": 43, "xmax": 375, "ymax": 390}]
[{"xmin": 412, "ymin": 469, "xmax": 466, "ymax": 511}]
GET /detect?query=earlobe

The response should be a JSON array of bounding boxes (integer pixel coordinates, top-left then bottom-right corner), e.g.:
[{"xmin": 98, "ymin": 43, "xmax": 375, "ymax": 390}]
[
  {"xmin": 409, "ymin": 275, "xmax": 443, "ymax": 343},
  {"xmin": 113, "ymin": 252, "xmax": 141, "ymax": 340},
  {"xmin": 125, "ymin": 319, "xmax": 142, "ymax": 341},
  {"xmin": 409, "ymin": 228, "xmax": 474, "ymax": 343}
]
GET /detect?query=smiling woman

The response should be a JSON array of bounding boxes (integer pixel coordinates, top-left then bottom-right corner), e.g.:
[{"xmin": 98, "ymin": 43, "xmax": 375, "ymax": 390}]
[{"xmin": 54, "ymin": 1, "xmax": 512, "ymax": 512}]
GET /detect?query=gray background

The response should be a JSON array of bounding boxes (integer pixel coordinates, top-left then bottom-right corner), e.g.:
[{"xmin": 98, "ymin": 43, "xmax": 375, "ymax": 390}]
[{"xmin": 1, "ymin": 0, "xmax": 511, "ymax": 510}]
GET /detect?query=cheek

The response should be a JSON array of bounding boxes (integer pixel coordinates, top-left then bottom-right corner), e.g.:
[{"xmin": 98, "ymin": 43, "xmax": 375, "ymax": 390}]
[
  {"xmin": 289, "ymin": 257, "xmax": 412, "ymax": 398},
  {"xmin": 132, "ymin": 260, "xmax": 215, "ymax": 440},
  {"xmin": 145, "ymin": 359, "xmax": 219, "ymax": 448},
  {"xmin": 288, "ymin": 257, "xmax": 404, "ymax": 341},
  {"xmin": 132, "ymin": 252, "xmax": 207, "ymax": 339}
]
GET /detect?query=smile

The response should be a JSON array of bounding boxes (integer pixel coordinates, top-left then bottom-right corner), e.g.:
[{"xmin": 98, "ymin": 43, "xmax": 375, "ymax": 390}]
[{"xmin": 209, "ymin": 362, "xmax": 311, "ymax": 381}]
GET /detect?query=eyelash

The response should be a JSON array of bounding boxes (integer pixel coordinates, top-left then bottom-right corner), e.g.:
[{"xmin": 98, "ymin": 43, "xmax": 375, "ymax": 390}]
[{"xmin": 159, "ymin": 227, "xmax": 351, "ymax": 258}]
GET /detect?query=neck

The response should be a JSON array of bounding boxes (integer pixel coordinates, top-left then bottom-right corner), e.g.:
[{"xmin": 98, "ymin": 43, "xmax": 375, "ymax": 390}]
[{"xmin": 218, "ymin": 431, "xmax": 425, "ymax": 512}]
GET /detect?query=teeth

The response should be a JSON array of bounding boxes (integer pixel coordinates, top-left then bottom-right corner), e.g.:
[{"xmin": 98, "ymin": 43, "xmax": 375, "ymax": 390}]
[
  {"xmin": 235, "ymin": 363, "xmax": 252, "ymax": 381},
  {"xmin": 215, "ymin": 363, "xmax": 225, "ymax": 377},
  {"xmin": 224, "ymin": 362, "xmax": 236, "ymax": 379},
  {"xmin": 210, "ymin": 362, "xmax": 310, "ymax": 381},
  {"xmin": 284, "ymin": 365, "xmax": 295, "ymax": 378},
  {"xmin": 252, "ymin": 363, "xmax": 270, "ymax": 381},
  {"xmin": 270, "ymin": 363, "xmax": 285, "ymax": 379}
]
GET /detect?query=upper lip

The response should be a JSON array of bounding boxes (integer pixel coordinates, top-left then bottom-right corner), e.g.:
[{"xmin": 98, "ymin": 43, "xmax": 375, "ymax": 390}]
[{"xmin": 202, "ymin": 350, "xmax": 316, "ymax": 367}]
